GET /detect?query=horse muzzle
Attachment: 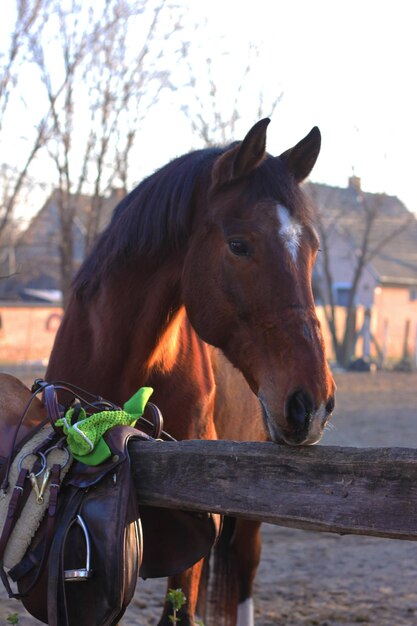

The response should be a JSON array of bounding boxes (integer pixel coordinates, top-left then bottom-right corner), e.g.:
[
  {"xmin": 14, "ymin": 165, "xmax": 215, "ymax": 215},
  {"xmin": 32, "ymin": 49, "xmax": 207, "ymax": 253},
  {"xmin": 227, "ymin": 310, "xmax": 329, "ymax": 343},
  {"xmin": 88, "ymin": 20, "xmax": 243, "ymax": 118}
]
[{"xmin": 259, "ymin": 389, "xmax": 335, "ymax": 446}]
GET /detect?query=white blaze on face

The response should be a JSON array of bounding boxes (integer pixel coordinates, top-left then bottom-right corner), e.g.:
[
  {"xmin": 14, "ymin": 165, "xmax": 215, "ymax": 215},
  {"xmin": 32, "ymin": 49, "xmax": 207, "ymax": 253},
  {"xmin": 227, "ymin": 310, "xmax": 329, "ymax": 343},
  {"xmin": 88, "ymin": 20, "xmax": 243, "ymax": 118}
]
[{"xmin": 277, "ymin": 204, "xmax": 302, "ymax": 262}]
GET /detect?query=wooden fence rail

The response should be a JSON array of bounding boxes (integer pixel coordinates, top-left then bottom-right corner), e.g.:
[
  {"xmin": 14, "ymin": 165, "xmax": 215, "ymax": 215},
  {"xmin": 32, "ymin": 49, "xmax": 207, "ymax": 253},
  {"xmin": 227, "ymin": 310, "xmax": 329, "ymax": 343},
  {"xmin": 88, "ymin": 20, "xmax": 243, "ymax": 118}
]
[{"xmin": 129, "ymin": 440, "xmax": 417, "ymax": 541}]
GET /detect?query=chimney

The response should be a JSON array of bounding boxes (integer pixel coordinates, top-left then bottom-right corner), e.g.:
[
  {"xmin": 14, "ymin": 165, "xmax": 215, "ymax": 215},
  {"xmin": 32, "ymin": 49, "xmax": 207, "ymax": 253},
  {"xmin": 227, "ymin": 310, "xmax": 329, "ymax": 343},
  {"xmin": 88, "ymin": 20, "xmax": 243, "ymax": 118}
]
[{"xmin": 348, "ymin": 175, "xmax": 361, "ymax": 192}]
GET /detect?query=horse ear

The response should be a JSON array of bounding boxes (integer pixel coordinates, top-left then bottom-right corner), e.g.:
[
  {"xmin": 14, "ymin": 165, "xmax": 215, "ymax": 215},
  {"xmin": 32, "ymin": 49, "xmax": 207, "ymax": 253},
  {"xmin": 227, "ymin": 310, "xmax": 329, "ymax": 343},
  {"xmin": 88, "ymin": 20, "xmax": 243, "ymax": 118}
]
[
  {"xmin": 211, "ymin": 118, "xmax": 270, "ymax": 188},
  {"xmin": 233, "ymin": 118, "xmax": 270, "ymax": 178},
  {"xmin": 279, "ymin": 127, "xmax": 321, "ymax": 182}
]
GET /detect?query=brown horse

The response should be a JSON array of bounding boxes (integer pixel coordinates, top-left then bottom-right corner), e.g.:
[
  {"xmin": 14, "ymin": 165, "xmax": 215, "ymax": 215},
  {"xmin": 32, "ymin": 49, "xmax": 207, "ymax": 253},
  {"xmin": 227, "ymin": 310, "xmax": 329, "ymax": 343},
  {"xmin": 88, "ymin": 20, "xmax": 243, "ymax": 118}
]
[{"xmin": 46, "ymin": 118, "xmax": 335, "ymax": 626}]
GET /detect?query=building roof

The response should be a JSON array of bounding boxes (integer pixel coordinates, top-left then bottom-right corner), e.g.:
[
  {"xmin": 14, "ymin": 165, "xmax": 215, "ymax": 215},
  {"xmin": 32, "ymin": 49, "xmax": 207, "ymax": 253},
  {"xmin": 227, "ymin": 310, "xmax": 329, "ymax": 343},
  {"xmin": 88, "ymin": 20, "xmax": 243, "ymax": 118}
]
[
  {"xmin": 308, "ymin": 178, "xmax": 417, "ymax": 287},
  {"xmin": 2, "ymin": 177, "xmax": 417, "ymax": 302},
  {"xmin": 0, "ymin": 188, "xmax": 123, "ymax": 300}
]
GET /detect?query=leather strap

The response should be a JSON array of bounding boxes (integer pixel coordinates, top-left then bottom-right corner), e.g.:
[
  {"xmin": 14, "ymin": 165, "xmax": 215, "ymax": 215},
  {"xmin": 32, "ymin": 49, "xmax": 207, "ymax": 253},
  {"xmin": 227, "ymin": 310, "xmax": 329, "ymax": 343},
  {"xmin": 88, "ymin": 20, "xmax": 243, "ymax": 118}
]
[
  {"xmin": 0, "ymin": 468, "xmax": 28, "ymax": 597},
  {"xmin": 43, "ymin": 385, "xmax": 61, "ymax": 426},
  {"xmin": 14, "ymin": 464, "xmax": 62, "ymax": 600},
  {"xmin": 47, "ymin": 488, "xmax": 85, "ymax": 626},
  {"xmin": 145, "ymin": 402, "xmax": 164, "ymax": 439},
  {"xmin": 8, "ymin": 543, "xmax": 43, "ymax": 582},
  {"xmin": 1, "ymin": 464, "xmax": 62, "ymax": 600}
]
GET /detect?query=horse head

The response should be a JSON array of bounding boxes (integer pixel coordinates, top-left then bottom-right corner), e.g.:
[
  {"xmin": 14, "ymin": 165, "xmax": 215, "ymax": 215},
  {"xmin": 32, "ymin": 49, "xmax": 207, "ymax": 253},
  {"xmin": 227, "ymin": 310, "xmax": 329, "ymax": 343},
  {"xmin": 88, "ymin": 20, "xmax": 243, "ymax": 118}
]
[{"xmin": 182, "ymin": 119, "xmax": 335, "ymax": 445}]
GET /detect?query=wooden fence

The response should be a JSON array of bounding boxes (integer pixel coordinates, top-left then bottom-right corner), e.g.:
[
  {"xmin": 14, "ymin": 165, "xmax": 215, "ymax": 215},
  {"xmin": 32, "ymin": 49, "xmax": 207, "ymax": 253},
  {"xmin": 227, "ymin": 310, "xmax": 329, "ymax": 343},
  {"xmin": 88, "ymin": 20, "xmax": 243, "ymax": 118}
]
[{"xmin": 129, "ymin": 440, "xmax": 417, "ymax": 540}]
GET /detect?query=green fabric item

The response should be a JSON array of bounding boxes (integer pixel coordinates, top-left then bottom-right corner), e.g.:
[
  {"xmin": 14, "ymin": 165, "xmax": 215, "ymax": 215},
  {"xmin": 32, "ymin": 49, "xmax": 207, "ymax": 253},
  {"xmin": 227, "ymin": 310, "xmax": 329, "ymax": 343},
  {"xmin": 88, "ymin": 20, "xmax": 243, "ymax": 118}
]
[{"xmin": 55, "ymin": 387, "xmax": 153, "ymax": 466}]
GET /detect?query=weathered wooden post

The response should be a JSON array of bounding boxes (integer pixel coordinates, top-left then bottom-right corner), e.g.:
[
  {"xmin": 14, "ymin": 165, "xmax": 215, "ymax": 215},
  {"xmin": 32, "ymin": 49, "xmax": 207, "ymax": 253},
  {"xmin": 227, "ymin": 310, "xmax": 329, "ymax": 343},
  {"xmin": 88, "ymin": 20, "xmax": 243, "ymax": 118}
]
[{"xmin": 129, "ymin": 440, "xmax": 417, "ymax": 540}]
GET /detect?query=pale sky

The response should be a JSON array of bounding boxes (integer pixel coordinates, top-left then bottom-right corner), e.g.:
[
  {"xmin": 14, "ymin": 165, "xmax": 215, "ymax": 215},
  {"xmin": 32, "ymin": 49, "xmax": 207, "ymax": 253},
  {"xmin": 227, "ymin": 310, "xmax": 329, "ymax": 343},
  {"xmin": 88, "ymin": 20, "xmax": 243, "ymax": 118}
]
[
  {"xmin": 3, "ymin": 0, "xmax": 417, "ymax": 215},
  {"xmin": 150, "ymin": 0, "xmax": 417, "ymax": 211}
]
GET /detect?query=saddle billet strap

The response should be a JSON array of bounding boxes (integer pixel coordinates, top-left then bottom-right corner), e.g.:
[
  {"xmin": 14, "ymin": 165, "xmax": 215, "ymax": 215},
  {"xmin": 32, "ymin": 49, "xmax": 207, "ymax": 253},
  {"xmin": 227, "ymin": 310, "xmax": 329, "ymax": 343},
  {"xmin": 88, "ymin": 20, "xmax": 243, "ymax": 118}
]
[
  {"xmin": 0, "ymin": 466, "xmax": 33, "ymax": 598},
  {"xmin": 3, "ymin": 434, "xmax": 62, "ymax": 538},
  {"xmin": 0, "ymin": 468, "xmax": 28, "ymax": 582},
  {"xmin": 20, "ymin": 464, "xmax": 62, "ymax": 597},
  {"xmin": 1, "ymin": 384, "xmax": 51, "ymax": 493},
  {"xmin": 2, "ymin": 463, "xmax": 62, "ymax": 600},
  {"xmin": 0, "ymin": 450, "xmax": 46, "ymax": 565},
  {"xmin": 8, "ymin": 464, "xmax": 61, "ymax": 583}
]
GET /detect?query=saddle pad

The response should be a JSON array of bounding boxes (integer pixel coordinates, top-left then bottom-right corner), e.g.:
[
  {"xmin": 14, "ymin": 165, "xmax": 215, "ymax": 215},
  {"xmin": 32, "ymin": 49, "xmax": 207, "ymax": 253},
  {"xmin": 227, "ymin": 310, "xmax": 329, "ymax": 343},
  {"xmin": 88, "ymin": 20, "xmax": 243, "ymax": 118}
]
[{"xmin": 0, "ymin": 425, "xmax": 72, "ymax": 569}]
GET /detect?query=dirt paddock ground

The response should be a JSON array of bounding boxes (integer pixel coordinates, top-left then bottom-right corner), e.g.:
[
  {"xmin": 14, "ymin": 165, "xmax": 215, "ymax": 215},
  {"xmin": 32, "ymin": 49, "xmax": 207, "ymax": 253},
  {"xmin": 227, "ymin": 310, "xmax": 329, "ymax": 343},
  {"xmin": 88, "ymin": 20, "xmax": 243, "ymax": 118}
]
[{"xmin": 1, "ymin": 370, "xmax": 417, "ymax": 625}]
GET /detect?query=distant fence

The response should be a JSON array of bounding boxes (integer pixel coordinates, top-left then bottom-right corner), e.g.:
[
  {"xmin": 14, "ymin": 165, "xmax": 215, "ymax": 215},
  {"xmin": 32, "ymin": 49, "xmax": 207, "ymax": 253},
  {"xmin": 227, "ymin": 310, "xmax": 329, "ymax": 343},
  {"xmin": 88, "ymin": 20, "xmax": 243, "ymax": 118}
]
[
  {"xmin": 0, "ymin": 303, "xmax": 62, "ymax": 363},
  {"xmin": 130, "ymin": 440, "xmax": 417, "ymax": 540},
  {"xmin": 0, "ymin": 302, "xmax": 416, "ymax": 366}
]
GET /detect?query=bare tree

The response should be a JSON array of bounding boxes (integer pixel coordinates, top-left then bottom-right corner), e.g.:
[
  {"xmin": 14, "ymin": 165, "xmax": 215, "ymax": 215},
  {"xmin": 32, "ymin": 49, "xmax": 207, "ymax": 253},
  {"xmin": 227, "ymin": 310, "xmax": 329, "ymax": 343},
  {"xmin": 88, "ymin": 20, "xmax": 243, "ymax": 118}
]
[
  {"xmin": 181, "ymin": 42, "xmax": 283, "ymax": 147},
  {"xmin": 308, "ymin": 183, "xmax": 412, "ymax": 367},
  {"xmin": 0, "ymin": 0, "xmax": 52, "ymax": 242},
  {"xmin": 31, "ymin": 0, "xmax": 180, "ymax": 307},
  {"xmin": 82, "ymin": 1, "xmax": 173, "ymax": 253}
]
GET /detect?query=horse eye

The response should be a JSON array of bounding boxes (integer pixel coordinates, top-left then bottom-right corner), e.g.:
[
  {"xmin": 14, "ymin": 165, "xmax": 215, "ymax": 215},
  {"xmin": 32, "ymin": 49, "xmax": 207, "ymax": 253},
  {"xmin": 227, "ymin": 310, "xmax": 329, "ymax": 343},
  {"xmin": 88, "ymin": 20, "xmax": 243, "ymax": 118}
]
[{"xmin": 228, "ymin": 240, "xmax": 250, "ymax": 257}]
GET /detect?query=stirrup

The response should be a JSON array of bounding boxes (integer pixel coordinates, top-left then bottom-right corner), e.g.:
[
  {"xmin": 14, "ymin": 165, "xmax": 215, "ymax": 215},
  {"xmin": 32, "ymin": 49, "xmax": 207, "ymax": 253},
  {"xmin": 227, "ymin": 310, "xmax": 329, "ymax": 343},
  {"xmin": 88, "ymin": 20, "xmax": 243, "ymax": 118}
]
[{"xmin": 64, "ymin": 515, "xmax": 93, "ymax": 582}]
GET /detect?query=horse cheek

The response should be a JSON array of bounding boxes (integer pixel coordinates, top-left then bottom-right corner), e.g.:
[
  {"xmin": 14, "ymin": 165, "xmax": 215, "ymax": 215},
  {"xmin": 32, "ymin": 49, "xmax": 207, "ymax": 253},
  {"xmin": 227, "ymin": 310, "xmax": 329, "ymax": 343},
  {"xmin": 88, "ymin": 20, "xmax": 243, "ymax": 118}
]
[{"xmin": 182, "ymin": 257, "xmax": 231, "ymax": 349}]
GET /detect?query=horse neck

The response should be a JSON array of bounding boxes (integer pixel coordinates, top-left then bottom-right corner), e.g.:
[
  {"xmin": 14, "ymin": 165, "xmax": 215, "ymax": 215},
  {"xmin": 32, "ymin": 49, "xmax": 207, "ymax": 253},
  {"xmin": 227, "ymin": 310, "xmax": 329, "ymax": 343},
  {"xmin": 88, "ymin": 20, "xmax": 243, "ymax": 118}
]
[{"xmin": 47, "ymin": 257, "xmax": 187, "ymax": 402}]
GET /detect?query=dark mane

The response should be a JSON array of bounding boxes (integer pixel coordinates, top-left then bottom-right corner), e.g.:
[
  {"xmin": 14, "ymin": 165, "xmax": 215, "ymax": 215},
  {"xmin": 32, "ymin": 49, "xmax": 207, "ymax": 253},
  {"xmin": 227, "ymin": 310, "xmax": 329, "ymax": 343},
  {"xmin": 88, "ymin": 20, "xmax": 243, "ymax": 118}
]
[
  {"xmin": 73, "ymin": 144, "xmax": 307, "ymax": 298},
  {"xmin": 74, "ymin": 146, "xmax": 225, "ymax": 296}
]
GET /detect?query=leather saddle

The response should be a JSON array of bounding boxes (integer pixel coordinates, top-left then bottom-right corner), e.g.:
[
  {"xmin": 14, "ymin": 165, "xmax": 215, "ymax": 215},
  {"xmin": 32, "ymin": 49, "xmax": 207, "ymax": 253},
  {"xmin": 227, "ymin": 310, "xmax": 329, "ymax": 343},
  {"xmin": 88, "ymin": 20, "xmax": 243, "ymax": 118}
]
[{"xmin": 0, "ymin": 373, "xmax": 219, "ymax": 625}]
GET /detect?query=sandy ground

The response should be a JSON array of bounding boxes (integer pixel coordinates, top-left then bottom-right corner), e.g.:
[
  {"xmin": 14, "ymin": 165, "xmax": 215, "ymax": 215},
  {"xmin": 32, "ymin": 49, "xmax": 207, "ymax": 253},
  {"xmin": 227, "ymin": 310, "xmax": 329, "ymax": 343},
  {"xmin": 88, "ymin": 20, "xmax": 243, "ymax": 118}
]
[{"xmin": 1, "ymin": 371, "xmax": 417, "ymax": 625}]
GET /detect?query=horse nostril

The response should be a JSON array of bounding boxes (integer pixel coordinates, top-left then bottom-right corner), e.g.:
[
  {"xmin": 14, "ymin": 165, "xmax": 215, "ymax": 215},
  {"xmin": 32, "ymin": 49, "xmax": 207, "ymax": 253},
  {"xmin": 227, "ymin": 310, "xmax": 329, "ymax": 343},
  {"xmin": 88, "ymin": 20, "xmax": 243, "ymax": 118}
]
[
  {"xmin": 325, "ymin": 395, "xmax": 335, "ymax": 415},
  {"xmin": 286, "ymin": 390, "xmax": 314, "ymax": 432}
]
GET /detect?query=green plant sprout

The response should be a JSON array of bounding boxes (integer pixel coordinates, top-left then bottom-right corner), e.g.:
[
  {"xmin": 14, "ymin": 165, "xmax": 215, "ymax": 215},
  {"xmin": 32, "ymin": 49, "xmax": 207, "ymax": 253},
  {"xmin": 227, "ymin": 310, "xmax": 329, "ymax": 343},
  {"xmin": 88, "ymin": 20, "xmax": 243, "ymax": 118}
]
[
  {"xmin": 166, "ymin": 588, "xmax": 186, "ymax": 624},
  {"xmin": 6, "ymin": 614, "xmax": 20, "ymax": 625}
]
